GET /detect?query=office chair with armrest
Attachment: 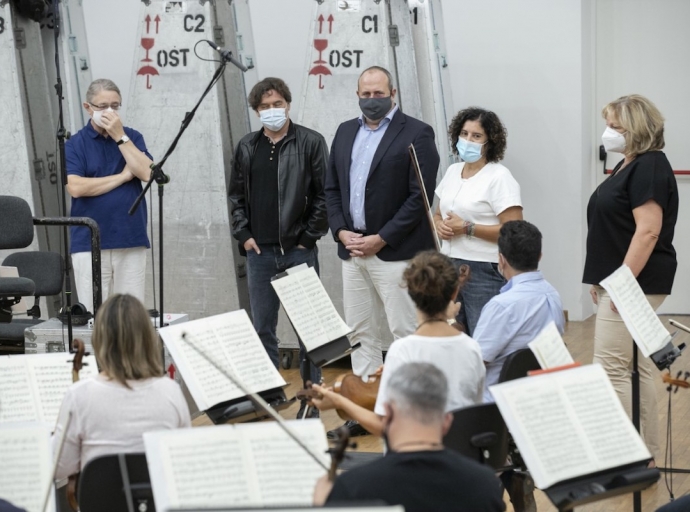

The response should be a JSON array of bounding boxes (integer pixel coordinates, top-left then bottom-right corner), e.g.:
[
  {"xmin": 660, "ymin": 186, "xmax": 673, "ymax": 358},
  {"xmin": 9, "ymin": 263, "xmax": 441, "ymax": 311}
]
[
  {"xmin": 443, "ymin": 403, "xmax": 509, "ymax": 470},
  {"xmin": 498, "ymin": 348, "xmax": 541, "ymax": 384},
  {"xmin": 0, "ymin": 196, "xmax": 65, "ymax": 353}
]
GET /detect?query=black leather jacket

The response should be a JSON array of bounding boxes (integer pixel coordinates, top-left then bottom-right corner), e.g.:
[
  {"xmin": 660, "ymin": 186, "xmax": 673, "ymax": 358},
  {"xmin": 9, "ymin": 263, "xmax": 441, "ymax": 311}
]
[{"xmin": 228, "ymin": 122, "xmax": 329, "ymax": 254}]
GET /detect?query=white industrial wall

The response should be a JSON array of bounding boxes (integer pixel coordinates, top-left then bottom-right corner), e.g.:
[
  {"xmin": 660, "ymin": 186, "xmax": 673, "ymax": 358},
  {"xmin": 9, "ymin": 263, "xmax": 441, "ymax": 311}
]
[{"xmin": 83, "ymin": 0, "xmax": 690, "ymax": 320}]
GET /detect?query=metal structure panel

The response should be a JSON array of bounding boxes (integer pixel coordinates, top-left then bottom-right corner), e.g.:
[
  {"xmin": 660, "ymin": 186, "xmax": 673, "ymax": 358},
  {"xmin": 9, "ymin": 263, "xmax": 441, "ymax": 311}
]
[
  {"xmin": 126, "ymin": 0, "xmax": 239, "ymax": 320},
  {"xmin": 297, "ymin": 0, "xmax": 427, "ymax": 351},
  {"xmin": 298, "ymin": 0, "xmax": 421, "ymax": 145},
  {"xmin": 409, "ymin": 0, "xmax": 455, "ymax": 171}
]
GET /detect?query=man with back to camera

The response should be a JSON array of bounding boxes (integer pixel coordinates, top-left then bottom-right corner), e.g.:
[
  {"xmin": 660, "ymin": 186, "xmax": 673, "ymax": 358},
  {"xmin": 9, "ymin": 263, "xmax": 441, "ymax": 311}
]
[
  {"xmin": 473, "ymin": 220, "xmax": 565, "ymax": 402},
  {"xmin": 228, "ymin": 77, "xmax": 329, "ymax": 410},
  {"xmin": 313, "ymin": 362, "xmax": 506, "ymax": 512},
  {"xmin": 66, "ymin": 79, "xmax": 153, "ymax": 314},
  {"xmin": 325, "ymin": 66, "xmax": 440, "ymax": 437}
]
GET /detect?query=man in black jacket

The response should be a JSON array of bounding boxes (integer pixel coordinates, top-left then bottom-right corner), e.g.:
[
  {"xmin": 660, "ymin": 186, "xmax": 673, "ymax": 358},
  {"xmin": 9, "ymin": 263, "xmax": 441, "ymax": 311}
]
[{"xmin": 228, "ymin": 77, "xmax": 329, "ymax": 392}]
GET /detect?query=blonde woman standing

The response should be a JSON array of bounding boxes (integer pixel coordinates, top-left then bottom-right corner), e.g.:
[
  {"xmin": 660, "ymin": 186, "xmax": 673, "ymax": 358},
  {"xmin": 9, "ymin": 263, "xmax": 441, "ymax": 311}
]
[{"xmin": 584, "ymin": 95, "xmax": 679, "ymax": 464}]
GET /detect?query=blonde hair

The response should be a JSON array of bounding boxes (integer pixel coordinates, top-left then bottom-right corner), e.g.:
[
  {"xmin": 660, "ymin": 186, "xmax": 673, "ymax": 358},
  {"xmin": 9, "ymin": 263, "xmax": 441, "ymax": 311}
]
[
  {"xmin": 92, "ymin": 294, "xmax": 162, "ymax": 387},
  {"xmin": 602, "ymin": 94, "xmax": 665, "ymax": 156},
  {"xmin": 86, "ymin": 78, "xmax": 121, "ymax": 103}
]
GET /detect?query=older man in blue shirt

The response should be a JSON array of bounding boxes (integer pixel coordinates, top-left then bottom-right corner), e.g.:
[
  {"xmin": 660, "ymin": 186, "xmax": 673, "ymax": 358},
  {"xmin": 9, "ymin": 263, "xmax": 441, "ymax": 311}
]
[{"xmin": 474, "ymin": 220, "xmax": 565, "ymax": 402}]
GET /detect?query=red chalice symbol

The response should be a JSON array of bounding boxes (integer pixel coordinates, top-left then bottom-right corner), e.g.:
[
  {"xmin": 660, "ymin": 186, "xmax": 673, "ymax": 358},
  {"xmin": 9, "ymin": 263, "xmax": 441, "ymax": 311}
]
[
  {"xmin": 141, "ymin": 38, "xmax": 155, "ymax": 62},
  {"xmin": 313, "ymin": 39, "xmax": 328, "ymax": 64}
]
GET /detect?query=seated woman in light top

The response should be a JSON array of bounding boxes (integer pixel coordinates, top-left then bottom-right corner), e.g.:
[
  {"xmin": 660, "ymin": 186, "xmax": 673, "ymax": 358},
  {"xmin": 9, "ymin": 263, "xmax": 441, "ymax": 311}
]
[
  {"xmin": 53, "ymin": 294, "xmax": 191, "ymax": 479},
  {"xmin": 311, "ymin": 251, "xmax": 485, "ymax": 436}
]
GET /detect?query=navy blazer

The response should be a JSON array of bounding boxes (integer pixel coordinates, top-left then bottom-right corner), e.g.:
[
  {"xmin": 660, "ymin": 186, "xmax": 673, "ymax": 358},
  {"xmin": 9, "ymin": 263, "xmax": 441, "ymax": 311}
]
[{"xmin": 325, "ymin": 109, "xmax": 440, "ymax": 261}]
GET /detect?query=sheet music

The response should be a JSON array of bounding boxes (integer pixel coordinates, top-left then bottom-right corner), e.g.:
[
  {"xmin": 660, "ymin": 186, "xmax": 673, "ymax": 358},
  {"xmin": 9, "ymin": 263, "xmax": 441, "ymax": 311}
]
[
  {"xmin": 247, "ymin": 421, "xmax": 329, "ymax": 505},
  {"xmin": 0, "ymin": 354, "xmax": 97, "ymax": 427},
  {"xmin": 271, "ymin": 266, "xmax": 351, "ymax": 352},
  {"xmin": 145, "ymin": 420, "xmax": 329, "ymax": 510},
  {"xmin": 600, "ymin": 265, "xmax": 670, "ymax": 357},
  {"xmin": 490, "ymin": 364, "xmax": 650, "ymax": 489},
  {"xmin": 0, "ymin": 423, "xmax": 55, "ymax": 512},
  {"xmin": 159, "ymin": 311, "xmax": 286, "ymax": 411},
  {"xmin": 0, "ymin": 358, "xmax": 39, "ymax": 423},
  {"xmin": 528, "ymin": 321, "xmax": 574, "ymax": 369},
  {"xmin": 28, "ymin": 355, "xmax": 98, "ymax": 425}
]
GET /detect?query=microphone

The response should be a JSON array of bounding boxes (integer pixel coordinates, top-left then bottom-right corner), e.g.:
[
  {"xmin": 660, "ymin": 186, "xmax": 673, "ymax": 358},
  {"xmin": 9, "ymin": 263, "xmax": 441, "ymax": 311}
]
[{"xmin": 205, "ymin": 40, "xmax": 248, "ymax": 72}]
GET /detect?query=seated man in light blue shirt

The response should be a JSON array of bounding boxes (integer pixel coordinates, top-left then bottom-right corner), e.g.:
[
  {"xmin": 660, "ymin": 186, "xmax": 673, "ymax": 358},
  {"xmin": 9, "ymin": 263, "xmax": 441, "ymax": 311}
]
[{"xmin": 474, "ymin": 220, "xmax": 565, "ymax": 402}]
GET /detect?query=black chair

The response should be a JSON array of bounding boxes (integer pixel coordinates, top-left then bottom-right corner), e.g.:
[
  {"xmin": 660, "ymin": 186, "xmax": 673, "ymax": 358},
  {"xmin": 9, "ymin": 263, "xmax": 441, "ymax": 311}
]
[
  {"xmin": 0, "ymin": 197, "xmax": 65, "ymax": 353},
  {"xmin": 498, "ymin": 348, "xmax": 541, "ymax": 384},
  {"xmin": 78, "ymin": 453, "xmax": 155, "ymax": 512},
  {"xmin": 443, "ymin": 403, "xmax": 509, "ymax": 470}
]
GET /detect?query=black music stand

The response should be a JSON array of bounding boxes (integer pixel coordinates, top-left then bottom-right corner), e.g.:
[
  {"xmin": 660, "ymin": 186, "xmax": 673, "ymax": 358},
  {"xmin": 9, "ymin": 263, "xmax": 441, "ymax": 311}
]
[{"xmin": 205, "ymin": 386, "xmax": 292, "ymax": 425}]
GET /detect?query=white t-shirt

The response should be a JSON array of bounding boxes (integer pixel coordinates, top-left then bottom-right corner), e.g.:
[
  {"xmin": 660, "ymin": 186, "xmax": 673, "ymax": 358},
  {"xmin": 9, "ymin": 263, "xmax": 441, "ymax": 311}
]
[
  {"xmin": 53, "ymin": 374, "xmax": 191, "ymax": 480},
  {"xmin": 435, "ymin": 162, "xmax": 522, "ymax": 262},
  {"xmin": 373, "ymin": 333, "xmax": 485, "ymax": 415}
]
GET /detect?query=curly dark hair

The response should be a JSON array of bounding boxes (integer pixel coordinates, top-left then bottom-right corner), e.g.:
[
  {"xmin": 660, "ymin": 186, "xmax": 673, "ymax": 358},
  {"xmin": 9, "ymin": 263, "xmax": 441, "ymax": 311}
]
[
  {"xmin": 448, "ymin": 107, "xmax": 507, "ymax": 163},
  {"xmin": 247, "ymin": 77, "xmax": 292, "ymax": 111},
  {"xmin": 403, "ymin": 251, "xmax": 459, "ymax": 317}
]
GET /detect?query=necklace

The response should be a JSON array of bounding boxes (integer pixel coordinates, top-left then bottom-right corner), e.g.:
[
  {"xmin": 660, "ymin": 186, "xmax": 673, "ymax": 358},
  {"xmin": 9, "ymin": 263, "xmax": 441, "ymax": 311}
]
[
  {"xmin": 392, "ymin": 440, "xmax": 443, "ymax": 451},
  {"xmin": 416, "ymin": 317, "xmax": 447, "ymax": 330}
]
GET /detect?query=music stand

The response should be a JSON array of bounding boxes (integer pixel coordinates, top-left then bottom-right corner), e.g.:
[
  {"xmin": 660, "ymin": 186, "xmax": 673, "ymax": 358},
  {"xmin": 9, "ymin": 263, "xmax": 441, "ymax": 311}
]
[{"xmin": 205, "ymin": 386, "xmax": 292, "ymax": 425}]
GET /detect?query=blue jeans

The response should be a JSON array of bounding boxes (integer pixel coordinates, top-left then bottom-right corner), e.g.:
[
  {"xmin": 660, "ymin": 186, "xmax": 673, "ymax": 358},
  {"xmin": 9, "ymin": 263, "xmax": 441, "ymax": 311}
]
[
  {"xmin": 451, "ymin": 258, "xmax": 506, "ymax": 336},
  {"xmin": 246, "ymin": 245, "xmax": 321, "ymax": 384}
]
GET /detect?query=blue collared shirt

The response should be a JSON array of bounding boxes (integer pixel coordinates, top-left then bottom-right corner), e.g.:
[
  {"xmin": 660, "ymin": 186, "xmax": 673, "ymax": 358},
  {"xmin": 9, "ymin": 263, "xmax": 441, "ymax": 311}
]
[
  {"xmin": 349, "ymin": 105, "xmax": 399, "ymax": 231},
  {"xmin": 473, "ymin": 271, "xmax": 565, "ymax": 402},
  {"xmin": 65, "ymin": 121, "xmax": 152, "ymax": 253}
]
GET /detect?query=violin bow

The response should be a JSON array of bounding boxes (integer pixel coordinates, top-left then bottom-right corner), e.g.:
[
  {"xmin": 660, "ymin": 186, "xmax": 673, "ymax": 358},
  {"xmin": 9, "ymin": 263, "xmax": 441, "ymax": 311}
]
[
  {"xmin": 43, "ymin": 411, "xmax": 73, "ymax": 512},
  {"xmin": 180, "ymin": 332, "xmax": 329, "ymax": 472},
  {"xmin": 408, "ymin": 143, "xmax": 441, "ymax": 252}
]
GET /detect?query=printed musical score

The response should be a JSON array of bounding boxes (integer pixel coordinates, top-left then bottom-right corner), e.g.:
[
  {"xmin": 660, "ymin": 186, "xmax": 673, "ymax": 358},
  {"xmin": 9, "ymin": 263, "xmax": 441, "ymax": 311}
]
[
  {"xmin": 144, "ymin": 420, "xmax": 329, "ymax": 510},
  {"xmin": 159, "ymin": 310, "xmax": 286, "ymax": 411},
  {"xmin": 0, "ymin": 354, "xmax": 97, "ymax": 427},
  {"xmin": 271, "ymin": 266, "xmax": 351, "ymax": 352},
  {"xmin": 490, "ymin": 364, "xmax": 651, "ymax": 489},
  {"xmin": 0, "ymin": 423, "xmax": 54, "ymax": 512},
  {"xmin": 600, "ymin": 265, "xmax": 670, "ymax": 357},
  {"xmin": 528, "ymin": 321, "xmax": 574, "ymax": 369}
]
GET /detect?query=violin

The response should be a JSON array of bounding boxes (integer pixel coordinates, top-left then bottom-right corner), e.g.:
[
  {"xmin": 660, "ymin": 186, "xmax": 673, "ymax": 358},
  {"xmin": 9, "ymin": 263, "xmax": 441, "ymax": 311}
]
[
  {"xmin": 662, "ymin": 371, "xmax": 690, "ymax": 392},
  {"xmin": 327, "ymin": 425, "xmax": 354, "ymax": 482},
  {"xmin": 332, "ymin": 372, "xmax": 381, "ymax": 421},
  {"xmin": 66, "ymin": 339, "xmax": 86, "ymax": 512}
]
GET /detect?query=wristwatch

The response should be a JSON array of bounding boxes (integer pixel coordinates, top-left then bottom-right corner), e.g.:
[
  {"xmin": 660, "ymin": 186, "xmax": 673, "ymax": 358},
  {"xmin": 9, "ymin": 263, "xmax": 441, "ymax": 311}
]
[{"xmin": 116, "ymin": 135, "xmax": 130, "ymax": 146}]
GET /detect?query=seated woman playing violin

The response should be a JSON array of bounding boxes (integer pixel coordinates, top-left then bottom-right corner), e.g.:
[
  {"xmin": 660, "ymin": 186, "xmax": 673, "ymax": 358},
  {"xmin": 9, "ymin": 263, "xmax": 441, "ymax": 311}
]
[
  {"xmin": 53, "ymin": 294, "xmax": 191, "ymax": 480},
  {"xmin": 311, "ymin": 251, "xmax": 485, "ymax": 436}
]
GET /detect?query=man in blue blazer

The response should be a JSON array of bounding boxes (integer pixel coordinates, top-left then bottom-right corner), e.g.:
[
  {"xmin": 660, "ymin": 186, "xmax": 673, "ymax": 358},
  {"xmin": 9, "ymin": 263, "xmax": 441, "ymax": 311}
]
[{"xmin": 325, "ymin": 66, "xmax": 440, "ymax": 436}]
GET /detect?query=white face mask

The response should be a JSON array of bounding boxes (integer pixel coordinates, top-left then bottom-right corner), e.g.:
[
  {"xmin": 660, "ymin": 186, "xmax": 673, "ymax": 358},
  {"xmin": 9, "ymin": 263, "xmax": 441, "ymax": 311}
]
[
  {"xmin": 91, "ymin": 107, "xmax": 115, "ymax": 128},
  {"xmin": 259, "ymin": 108, "xmax": 288, "ymax": 132},
  {"xmin": 601, "ymin": 126, "xmax": 626, "ymax": 154}
]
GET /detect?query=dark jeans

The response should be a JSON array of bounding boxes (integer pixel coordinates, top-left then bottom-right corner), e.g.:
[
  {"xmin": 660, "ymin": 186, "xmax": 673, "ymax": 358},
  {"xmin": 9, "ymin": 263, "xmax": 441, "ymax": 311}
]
[
  {"xmin": 451, "ymin": 258, "xmax": 506, "ymax": 336},
  {"xmin": 246, "ymin": 244, "xmax": 321, "ymax": 384}
]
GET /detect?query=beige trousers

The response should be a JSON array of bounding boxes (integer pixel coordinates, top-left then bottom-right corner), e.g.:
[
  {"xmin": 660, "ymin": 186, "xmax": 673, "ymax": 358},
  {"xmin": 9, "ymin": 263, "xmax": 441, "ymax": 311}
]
[{"xmin": 593, "ymin": 285, "xmax": 666, "ymax": 460}]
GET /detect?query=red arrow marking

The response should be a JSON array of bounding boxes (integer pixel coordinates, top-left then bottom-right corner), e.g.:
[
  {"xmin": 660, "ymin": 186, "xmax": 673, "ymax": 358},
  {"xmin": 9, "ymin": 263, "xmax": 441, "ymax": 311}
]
[
  {"xmin": 327, "ymin": 14, "xmax": 334, "ymax": 34},
  {"xmin": 145, "ymin": 14, "xmax": 151, "ymax": 34},
  {"xmin": 317, "ymin": 14, "xmax": 324, "ymax": 34},
  {"xmin": 154, "ymin": 15, "xmax": 161, "ymax": 34}
]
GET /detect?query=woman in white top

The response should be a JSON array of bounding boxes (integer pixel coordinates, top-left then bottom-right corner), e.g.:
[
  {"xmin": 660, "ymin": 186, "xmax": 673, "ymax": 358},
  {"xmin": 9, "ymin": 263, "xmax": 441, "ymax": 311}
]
[
  {"xmin": 434, "ymin": 107, "xmax": 523, "ymax": 335},
  {"xmin": 310, "ymin": 251, "xmax": 485, "ymax": 436},
  {"xmin": 53, "ymin": 294, "xmax": 191, "ymax": 480}
]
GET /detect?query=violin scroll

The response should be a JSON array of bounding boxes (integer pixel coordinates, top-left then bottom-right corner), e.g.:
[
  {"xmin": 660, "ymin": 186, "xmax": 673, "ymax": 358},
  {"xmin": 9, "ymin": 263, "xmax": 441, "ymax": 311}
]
[{"xmin": 662, "ymin": 371, "xmax": 690, "ymax": 392}]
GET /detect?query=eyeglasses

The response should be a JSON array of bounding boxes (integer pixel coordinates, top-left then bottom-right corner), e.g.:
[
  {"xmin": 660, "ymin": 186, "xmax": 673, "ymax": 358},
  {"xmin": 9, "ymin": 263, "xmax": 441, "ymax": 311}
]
[{"xmin": 89, "ymin": 102, "xmax": 121, "ymax": 111}]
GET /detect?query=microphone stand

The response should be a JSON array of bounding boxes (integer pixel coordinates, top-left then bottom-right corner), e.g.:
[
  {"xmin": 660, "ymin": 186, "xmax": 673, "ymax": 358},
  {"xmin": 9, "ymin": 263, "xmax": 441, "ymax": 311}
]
[
  {"xmin": 180, "ymin": 332, "xmax": 328, "ymax": 471},
  {"xmin": 129, "ymin": 49, "xmax": 245, "ymax": 369},
  {"xmin": 51, "ymin": 0, "xmax": 75, "ymax": 349}
]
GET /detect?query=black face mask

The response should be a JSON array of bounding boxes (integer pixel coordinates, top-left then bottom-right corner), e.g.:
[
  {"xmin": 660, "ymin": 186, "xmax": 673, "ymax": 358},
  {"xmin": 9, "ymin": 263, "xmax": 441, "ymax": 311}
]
[{"xmin": 359, "ymin": 96, "xmax": 392, "ymax": 121}]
